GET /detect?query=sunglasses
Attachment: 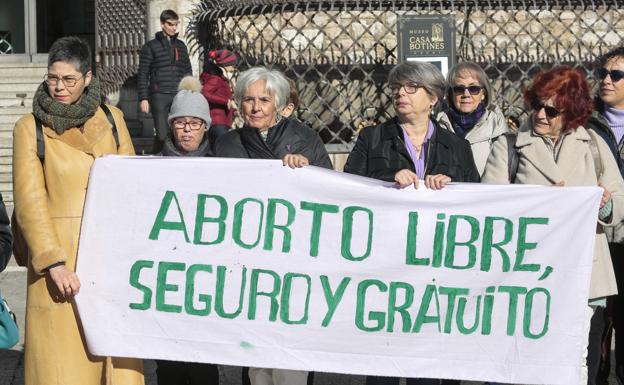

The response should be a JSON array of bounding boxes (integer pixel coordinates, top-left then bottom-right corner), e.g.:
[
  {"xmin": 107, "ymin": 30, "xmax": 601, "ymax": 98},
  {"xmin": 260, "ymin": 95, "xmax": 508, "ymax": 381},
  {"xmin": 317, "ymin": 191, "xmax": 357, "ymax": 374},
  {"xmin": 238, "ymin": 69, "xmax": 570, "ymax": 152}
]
[
  {"xmin": 531, "ymin": 99, "xmax": 561, "ymax": 118},
  {"xmin": 452, "ymin": 85, "xmax": 483, "ymax": 95},
  {"xmin": 596, "ymin": 68, "xmax": 624, "ymax": 82}
]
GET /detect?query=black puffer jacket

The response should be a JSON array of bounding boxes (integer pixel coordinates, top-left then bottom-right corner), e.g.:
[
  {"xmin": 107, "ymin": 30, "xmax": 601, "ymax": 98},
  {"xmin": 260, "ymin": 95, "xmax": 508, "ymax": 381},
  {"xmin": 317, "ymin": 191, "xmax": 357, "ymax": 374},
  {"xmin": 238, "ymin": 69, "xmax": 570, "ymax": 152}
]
[
  {"xmin": 214, "ymin": 117, "xmax": 333, "ymax": 169},
  {"xmin": 344, "ymin": 117, "xmax": 480, "ymax": 183},
  {"xmin": 138, "ymin": 32, "xmax": 192, "ymax": 100}
]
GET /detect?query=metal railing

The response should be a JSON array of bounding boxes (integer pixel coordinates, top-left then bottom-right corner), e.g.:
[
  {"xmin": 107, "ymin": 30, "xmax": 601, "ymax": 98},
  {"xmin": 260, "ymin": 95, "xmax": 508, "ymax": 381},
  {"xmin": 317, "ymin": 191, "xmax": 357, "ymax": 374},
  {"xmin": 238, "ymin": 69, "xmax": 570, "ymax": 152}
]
[
  {"xmin": 188, "ymin": 0, "xmax": 624, "ymax": 151},
  {"xmin": 96, "ymin": 0, "xmax": 146, "ymax": 97}
]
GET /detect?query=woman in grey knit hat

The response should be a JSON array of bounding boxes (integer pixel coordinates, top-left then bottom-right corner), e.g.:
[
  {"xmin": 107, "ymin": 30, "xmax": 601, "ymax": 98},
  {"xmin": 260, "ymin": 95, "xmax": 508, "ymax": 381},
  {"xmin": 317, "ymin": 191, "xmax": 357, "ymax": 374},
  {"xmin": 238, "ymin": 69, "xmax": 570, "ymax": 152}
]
[
  {"xmin": 159, "ymin": 76, "xmax": 213, "ymax": 157},
  {"xmin": 155, "ymin": 75, "xmax": 219, "ymax": 385}
]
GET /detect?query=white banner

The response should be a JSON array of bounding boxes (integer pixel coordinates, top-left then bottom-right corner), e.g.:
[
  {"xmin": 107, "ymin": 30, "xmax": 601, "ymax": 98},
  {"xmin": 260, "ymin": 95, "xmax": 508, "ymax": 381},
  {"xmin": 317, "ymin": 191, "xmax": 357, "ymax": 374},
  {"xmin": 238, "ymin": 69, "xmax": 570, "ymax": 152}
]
[{"xmin": 75, "ymin": 156, "xmax": 601, "ymax": 384}]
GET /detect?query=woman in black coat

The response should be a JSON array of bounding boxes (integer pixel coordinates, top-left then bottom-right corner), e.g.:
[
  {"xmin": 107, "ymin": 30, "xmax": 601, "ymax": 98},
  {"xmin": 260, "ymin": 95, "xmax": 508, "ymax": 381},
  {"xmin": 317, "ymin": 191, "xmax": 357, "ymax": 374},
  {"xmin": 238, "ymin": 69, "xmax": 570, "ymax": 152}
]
[
  {"xmin": 214, "ymin": 66, "xmax": 331, "ymax": 385},
  {"xmin": 345, "ymin": 61, "xmax": 479, "ymax": 189},
  {"xmin": 343, "ymin": 61, "xmax": 477, "ymax": 385},
  {"xmin": 215, "ymin": 66, "xmax": 332, "ymax": 171}
]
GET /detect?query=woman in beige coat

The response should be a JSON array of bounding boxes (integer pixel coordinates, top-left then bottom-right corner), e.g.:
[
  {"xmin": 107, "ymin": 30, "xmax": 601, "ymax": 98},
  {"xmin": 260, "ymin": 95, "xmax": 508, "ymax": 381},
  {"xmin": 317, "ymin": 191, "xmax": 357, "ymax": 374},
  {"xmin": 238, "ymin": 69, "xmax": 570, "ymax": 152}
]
[
  {"xmin": 482, "ymin": 65, "xmax": 624, "ymax": 385},
  {"xmin": 12, "ymin": 37, "xmax": 144, "ymax": 385}
]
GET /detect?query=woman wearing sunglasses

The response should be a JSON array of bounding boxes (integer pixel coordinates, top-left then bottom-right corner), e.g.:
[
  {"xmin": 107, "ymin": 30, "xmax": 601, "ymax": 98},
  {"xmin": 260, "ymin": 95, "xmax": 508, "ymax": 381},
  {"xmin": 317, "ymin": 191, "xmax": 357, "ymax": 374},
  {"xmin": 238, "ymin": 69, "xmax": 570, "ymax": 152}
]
[
  {"xmin": 482, "ymin": 65, "xmax": 624, "ymax": 385},
  {"xmin": 587, "ymin": 47, "xmax": 624, "ymax": 385},
  {"xmin": 438, "ymin": 61, "xmax": 510, "ymax": 176},
  {"xmin": 344, "ymin": 61, "xmax": 479, "ymax": 193}
]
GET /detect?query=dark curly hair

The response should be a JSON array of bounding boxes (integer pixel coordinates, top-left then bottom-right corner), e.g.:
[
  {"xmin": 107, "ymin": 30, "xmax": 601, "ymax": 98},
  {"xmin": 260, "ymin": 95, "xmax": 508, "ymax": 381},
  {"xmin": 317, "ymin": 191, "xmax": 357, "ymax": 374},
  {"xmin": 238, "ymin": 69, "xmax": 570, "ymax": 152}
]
[{"xmin": 524, "ymin": 65, "xmax": 593, "ymax": 132}]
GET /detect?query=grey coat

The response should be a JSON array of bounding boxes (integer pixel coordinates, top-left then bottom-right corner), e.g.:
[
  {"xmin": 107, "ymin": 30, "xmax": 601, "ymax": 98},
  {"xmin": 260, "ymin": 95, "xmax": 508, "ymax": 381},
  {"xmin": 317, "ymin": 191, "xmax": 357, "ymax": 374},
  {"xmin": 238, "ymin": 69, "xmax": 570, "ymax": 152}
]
[{"xmin": 438, "ymin": 105, "xmax": 510, "ymax": 176}]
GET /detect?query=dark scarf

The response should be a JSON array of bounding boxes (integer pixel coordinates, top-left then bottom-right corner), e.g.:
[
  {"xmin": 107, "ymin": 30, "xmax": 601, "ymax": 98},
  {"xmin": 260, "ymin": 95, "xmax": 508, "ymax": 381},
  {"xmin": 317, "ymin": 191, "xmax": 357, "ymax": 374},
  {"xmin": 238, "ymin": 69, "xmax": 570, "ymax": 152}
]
[
  {"xmin": 161, "ymin": 136, "xmax": 212, "ymax": 157},
  {"xmin": 238, "ymin": 118, "xmax": 290, "ymax": 159},
  {"xmin": 32, "ymin": 77, "xmax": 101, "ymax": 134},
  {"xmin": 446, "ymin": 102, "xmax": 487, "ymax": 138}
]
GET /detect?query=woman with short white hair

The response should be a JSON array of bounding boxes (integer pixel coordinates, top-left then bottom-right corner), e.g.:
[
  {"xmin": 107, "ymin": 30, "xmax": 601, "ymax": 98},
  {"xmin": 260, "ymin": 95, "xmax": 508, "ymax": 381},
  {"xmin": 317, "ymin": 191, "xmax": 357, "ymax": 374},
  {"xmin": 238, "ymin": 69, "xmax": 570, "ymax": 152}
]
[
  {"xmin": 215, "ymin": 66, "xmax": 332, "ymax": 385},
  {"xmin": 215, "ymin": 66, "xmax": 332, "ymax": 170}
]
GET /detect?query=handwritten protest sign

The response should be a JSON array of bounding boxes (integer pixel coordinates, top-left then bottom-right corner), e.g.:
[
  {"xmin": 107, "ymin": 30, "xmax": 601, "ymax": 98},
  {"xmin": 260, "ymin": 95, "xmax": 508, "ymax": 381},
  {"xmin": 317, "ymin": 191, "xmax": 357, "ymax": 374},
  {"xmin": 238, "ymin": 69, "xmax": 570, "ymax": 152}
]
[{"xmin": 75, "ymin": 156, "xmax": 601, "ymax": 384}]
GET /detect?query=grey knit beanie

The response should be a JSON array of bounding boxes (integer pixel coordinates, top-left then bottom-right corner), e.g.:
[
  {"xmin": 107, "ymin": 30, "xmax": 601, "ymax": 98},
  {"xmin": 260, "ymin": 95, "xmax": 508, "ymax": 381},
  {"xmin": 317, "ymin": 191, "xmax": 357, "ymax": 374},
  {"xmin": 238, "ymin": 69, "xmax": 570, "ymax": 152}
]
[{"xmin": 167, "ymin": 76, "xmax": 212, "ymax": 126}]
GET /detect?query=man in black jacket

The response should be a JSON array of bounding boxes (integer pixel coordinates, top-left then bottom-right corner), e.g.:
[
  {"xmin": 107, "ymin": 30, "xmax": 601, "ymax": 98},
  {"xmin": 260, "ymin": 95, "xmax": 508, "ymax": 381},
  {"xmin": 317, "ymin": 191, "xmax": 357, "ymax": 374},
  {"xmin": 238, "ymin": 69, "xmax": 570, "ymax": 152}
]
[{"xmin": 138, "ymin": 9, "xmax": 192, "ymax": 153}]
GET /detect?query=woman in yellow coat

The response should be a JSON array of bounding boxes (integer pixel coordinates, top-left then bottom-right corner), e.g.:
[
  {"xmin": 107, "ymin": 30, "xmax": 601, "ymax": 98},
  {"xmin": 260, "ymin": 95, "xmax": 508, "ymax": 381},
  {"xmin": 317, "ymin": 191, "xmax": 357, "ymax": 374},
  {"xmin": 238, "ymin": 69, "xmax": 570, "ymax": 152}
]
[{"xmin": 12, "ymin": 36, "xmax": 144, "ymax": 385}]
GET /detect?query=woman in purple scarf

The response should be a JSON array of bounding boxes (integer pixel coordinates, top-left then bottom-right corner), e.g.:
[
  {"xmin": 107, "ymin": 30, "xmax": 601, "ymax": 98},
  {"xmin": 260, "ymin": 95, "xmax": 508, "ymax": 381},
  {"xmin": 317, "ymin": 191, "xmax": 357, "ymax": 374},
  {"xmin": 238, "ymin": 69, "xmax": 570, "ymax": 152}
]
[{"xmin": 437, "ymin": 61, "xmax": 510, "ymax": 177}]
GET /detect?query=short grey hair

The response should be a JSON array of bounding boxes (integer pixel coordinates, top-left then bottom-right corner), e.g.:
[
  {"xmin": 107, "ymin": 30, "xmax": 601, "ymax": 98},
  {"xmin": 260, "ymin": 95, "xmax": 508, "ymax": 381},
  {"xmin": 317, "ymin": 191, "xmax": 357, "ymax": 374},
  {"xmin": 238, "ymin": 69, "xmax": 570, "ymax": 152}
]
[
  {"xmin": 446, "ymin": 61, "xmax": 492, "ymax": 108},
  {"xmin": 234, "ymin": 67, "xmax": 290, "ymax": 111},
  {"xmin": 388, "ymin": 62, "xmax": 446, "ymax": 109}
]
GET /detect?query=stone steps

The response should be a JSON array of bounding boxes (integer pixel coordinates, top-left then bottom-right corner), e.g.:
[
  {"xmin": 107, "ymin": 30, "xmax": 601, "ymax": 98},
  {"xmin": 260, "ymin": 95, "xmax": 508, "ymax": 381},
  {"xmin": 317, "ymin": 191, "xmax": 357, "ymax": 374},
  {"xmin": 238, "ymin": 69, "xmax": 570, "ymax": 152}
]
[
  {"xmin": 0, "ymin": 114, "xmax": 26, "ymax": 124},
  {"xmin": 0, "ymin": 82, "xmax": 41, "ymax": 93},
  {"xmin": 0, "ymin": 67, "xmax": 35, "ymax": 204},
  {"xmin": 0, "ymin": 64, "xmax": 47, "ymax": 78},
  {"xmin": 0, "ymin": 92, "xmax": 33, "ymax": 108},
  {"xmin": 0, "ymin": 123, "xmax": 16, "ymax": 132}
]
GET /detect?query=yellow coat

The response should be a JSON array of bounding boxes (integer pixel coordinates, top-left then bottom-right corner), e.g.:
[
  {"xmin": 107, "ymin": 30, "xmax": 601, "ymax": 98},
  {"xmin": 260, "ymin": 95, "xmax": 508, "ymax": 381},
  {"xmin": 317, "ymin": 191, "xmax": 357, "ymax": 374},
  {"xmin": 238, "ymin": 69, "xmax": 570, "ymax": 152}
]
[{"xmin": 13, "ymin": 106, "xmax": 144, "ymax": 385}]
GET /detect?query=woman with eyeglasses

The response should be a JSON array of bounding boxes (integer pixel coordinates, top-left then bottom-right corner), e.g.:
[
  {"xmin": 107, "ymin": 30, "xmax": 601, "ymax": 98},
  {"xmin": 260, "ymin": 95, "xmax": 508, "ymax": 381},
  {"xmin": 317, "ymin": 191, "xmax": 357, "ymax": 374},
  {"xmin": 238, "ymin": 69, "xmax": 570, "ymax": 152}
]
[
  {"xmin": 482, "ymin": 65, "xmax": 624, "ymax": 385},
  {"xmin": 586, "ymin": 47, "xmax": 624, "ymax": 385},
  {"xmin": 158, "ymin": 76, "xmax": 214, "ymax": 158},
  {"xmin": 343, "ymin": 61, "xmax": 476, "ymax": 385},
  {"xmin": 12, "ymin": 36, "xmax": 144, "ymax": 385},
  {"xmin": 437, "ymin": 61, "xmax": 510, "ymax": 176},
  {"xmin": 344, "ymin": 61, "xmax": 479, "ymax": 193},
  {"xmin": 154, "ymin": 76, "xmax": 221, "ymax": 385}
]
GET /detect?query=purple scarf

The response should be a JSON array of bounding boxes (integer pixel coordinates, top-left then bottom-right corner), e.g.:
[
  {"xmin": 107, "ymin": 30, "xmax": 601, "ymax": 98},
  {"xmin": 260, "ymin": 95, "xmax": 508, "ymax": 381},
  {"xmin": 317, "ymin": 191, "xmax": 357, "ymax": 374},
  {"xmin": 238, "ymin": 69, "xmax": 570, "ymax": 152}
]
[{"xmin": 446, "ymin": 102, "xmax": 486, "ymax": 138}]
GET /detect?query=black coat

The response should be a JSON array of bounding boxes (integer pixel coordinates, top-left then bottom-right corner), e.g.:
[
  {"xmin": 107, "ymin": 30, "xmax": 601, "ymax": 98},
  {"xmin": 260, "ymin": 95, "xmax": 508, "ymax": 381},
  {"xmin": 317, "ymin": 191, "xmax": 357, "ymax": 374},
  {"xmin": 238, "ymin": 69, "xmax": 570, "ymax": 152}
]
[
  {"xmin": 585, "ymin": 106, "xmax": 624, "ymax": 178},
  {"xmin": 344, "ymin": 117, "xmax": 480, "ymax": 183},
  {"xmin": 0, "ymin": 193, "xmax": 12, "ymax": 272},
  {"xmin": 138, "ymin": 31, "xmax": 192, "ymax": 100},
  {"xmin": 215, "ymin": 117, "xmax": 333, "ymax": 169}
]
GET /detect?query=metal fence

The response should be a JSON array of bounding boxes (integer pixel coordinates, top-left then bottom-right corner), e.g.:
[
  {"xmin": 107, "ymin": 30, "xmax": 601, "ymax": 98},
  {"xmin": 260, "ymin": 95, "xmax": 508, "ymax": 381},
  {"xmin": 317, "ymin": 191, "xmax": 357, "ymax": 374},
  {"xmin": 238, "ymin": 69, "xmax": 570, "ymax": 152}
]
[
  {"xmin": 96, "ymin": 0, "xmax": 147, "ymax": 97},
  {"xmin": 188, "ymin": 0, "xmax": 624, "ymax": 152}
]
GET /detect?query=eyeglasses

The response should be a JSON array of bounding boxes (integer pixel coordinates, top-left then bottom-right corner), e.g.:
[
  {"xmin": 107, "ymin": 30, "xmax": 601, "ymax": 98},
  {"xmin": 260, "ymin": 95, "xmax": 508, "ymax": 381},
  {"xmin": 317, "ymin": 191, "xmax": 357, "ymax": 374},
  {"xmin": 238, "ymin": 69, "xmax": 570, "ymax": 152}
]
[
  {"xmin": 44, "ymin": 74, "xmax": 84, "ymax": 87},
  {"xmin": 531, "ymin": 99, "xmax": 561, "ymax": 118},
  {"xmin": 390, "ymin": 83, "xmax": 422, "ymax": 94},
  {"xmin": 596, "ymin": 68, "xmax": 624, "ymax": 83},
  {"xmin": 172, "ymin": 119, "xmax": 204, "ymax": 130},
  {"xmin": 452, "ymin": 85, "xmax": 483, "ymax": 95}
]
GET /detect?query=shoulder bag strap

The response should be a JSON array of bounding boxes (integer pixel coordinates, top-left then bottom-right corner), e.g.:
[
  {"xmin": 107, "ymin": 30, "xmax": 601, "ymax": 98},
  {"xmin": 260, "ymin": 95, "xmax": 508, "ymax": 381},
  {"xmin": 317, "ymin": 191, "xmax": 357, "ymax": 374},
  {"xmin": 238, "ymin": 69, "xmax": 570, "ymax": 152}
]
[
  {"xmin": 587, "ymin": 130, "xmax": 604, "ymax": 180},
  {"xmin": 100, "ymin": 104, "xmax": 119, "ymax": 149},
  {"xmin": 506, "ymin": 133, "xmax": 518, "ymax": 183}
]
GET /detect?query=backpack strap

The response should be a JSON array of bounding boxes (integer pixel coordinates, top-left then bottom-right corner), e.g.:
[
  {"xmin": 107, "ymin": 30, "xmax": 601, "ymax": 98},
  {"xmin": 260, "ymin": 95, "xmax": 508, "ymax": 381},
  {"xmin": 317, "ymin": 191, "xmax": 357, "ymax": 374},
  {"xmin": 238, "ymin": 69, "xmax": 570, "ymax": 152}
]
[
  {"xmin": 34, "ymin": 116, "xmax": 44, "ymax": 164},
  {"xmin": 31, "ymin": 104, "xmax": 120, "ymax": 164},
  {"xmin": 587, "ymin": 129, "xmax": 604, "ymax": 180},
  {"xmin": 505, "ymin": 133, "xmax": 518, "ymax": 183},
  {"xmin": 100, "ymin": 104, "xmax": 119, "ymax": 148}
]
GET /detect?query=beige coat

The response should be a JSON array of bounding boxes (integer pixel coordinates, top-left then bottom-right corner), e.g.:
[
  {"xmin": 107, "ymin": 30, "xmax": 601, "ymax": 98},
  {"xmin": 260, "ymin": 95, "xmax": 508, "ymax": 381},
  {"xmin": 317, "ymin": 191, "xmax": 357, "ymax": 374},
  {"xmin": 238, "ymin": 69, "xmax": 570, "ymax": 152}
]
[
  {"xmin": 482, "ymin": 121, "xmax": 624, "ymax": 299},
  {"xmin": 438, "ymin": 106, "xmax": 510, "ymax": 176},
  {"xmin": 13, "ymin": 107, "xmax": 144, "ymax": 385}
]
